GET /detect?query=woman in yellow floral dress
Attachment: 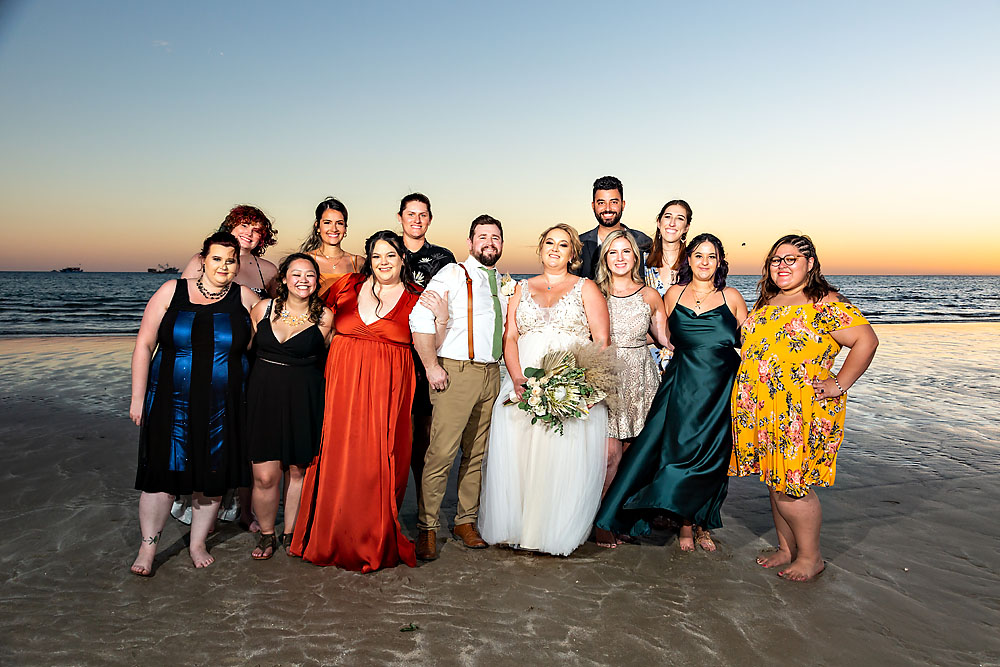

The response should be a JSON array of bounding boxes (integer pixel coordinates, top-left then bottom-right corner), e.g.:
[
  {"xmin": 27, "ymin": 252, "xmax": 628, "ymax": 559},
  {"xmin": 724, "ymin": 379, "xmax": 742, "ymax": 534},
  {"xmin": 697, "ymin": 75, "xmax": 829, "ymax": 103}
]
[{"xmin": 730, "ymin": 235, "xmax": 878, "ymax": 582}]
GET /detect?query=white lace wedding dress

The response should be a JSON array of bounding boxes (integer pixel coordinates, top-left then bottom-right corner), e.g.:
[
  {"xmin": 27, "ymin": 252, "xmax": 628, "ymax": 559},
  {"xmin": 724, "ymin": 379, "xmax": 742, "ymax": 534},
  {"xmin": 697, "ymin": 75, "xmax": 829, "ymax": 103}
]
[{"xmin": 479, "ymin": 279, "xmax": 608, "ymax": 556}]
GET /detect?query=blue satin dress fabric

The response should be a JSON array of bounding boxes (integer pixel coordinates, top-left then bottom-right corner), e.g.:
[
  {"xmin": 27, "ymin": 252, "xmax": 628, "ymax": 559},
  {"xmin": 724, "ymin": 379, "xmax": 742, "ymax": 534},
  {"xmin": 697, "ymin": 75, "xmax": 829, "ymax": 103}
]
[{"xmin": 135, "ymin": 280, "xmax": 250, "ymax": 496}]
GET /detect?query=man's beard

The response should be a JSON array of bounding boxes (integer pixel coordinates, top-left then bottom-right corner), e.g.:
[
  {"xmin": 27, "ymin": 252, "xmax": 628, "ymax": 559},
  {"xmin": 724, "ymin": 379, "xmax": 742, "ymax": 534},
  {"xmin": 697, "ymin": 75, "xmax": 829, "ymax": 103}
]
[
  {"xmin": 594, "ymin": 210, "xmax": 623, "ymax": 228},
  {"xmin": 473, "ymin": 246, "xmax": 501, "ymax": 267}
]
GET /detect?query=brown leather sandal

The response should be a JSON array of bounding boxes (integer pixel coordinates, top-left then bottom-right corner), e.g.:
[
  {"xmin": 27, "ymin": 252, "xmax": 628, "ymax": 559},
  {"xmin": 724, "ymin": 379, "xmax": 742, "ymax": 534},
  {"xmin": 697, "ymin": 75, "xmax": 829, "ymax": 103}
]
[{"xmin": 251, "ymin": 532, "xmax": 277, "ymax": 560}]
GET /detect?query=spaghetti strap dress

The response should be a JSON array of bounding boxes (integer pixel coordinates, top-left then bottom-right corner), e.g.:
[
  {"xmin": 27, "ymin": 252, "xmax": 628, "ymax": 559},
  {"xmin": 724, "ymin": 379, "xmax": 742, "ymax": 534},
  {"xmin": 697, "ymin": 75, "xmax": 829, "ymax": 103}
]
[
  {"xmin": 243, "ymin": 256, "xmax": 269, "ymax": 299},
  {"xmin": 315, "ymin": 254, "xmax": 358, "ymax": 302},
  {"xmin": 595, "ymin": 287, "xmax": 740, "ymax": 534},
  {"xmin": 245, "ymin": 302, "xmax": 326, "ymax": 466},
  {"xmin": 607, "ymin": 288, "xmax": 660, "ymax": 439},
  {"xmin": 135, "ymin": 279, "xmax": 251, "ymax": 496}
]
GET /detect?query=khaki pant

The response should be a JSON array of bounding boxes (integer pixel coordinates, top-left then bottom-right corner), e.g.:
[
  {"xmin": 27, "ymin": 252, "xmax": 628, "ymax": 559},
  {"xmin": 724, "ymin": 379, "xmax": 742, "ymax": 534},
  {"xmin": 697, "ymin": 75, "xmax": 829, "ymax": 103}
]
[{"xmin": 417, "ymin": 358, "xmax": 501, "ymax": 531}]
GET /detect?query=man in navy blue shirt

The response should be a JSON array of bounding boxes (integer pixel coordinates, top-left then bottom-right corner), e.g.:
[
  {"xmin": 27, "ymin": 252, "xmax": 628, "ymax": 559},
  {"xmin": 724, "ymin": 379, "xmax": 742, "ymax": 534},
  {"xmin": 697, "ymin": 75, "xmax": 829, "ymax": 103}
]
[{"xmin": 575, "ymin": 176, "xmax": 652, "ymax": 279}]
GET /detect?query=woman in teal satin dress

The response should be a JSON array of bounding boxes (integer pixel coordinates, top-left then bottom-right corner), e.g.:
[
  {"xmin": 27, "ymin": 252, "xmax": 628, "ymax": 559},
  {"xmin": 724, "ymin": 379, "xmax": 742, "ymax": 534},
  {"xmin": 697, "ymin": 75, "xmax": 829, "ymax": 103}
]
[{"xmin": 595, "ymin": 233, "xmax": 747, "ymax": 551}]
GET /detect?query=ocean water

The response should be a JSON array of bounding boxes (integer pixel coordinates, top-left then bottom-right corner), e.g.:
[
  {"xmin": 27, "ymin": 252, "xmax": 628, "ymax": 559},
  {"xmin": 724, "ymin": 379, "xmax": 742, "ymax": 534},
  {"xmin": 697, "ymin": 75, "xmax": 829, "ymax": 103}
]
[{"xmin": 1, "ymin": 271, "xmax": 998, "ymax": 336}]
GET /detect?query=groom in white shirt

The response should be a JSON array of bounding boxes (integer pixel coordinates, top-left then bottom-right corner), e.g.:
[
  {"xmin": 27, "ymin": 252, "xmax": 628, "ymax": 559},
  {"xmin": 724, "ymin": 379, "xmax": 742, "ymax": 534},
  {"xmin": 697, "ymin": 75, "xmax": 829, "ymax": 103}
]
[{"xmin": 409, "ymin": 215, "xmax": 507, "ymax": 561}]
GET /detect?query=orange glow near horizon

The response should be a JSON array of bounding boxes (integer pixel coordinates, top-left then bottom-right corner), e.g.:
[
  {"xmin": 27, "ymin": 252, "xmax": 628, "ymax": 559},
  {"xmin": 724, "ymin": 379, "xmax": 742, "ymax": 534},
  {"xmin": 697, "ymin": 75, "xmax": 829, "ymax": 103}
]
[{"xmin": 3, "ymin": 206, "xmax": 997, "ymax": 275}]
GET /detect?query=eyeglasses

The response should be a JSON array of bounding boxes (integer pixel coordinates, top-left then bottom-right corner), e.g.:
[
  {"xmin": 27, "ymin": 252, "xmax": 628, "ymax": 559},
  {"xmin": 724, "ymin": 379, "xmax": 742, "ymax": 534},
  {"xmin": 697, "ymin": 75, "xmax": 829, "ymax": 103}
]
[{"xmin": 769, "ymin": 254, "xmax": 805, "ymax": 268}]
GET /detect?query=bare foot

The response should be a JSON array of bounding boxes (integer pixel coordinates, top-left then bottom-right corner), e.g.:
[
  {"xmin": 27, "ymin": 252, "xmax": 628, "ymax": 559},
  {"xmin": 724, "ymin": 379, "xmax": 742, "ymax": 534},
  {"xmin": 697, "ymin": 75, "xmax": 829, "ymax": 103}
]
[
  {"xmin": 240, "ymin": 515, "xmax": 261, "ymax": 533},
  {"xmin": 694, "ymin": 528, "xmax": 716, "ymax": 552},
  {"xmin": 130, "ymin": 544, "xmax": 155, "ymax": 577},
  {"xmin": 778, "ymin": 557, "xmax": 825, "ymax": 582},
  {"xmin": 595, "ymin": 528, "xmax": 618, "ymax": 549},
  {"xmin": 678, "ymin": 525, "xmax": 695, "ymax": 552},
  {"xmin": 189, "ymin": 544, "xmax": 215, "ymax": 568},
  {"xmin": 756, "ymin": 548, "xmax": 793, "ymax": 569}
]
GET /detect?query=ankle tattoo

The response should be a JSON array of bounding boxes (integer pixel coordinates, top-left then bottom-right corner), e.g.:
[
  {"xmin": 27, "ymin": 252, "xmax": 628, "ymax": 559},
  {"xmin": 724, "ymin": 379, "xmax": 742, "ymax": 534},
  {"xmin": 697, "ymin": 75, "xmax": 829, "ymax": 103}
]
[{"xmin": 142, "ymin": 532, "xmax": 161, "ymax": 546}]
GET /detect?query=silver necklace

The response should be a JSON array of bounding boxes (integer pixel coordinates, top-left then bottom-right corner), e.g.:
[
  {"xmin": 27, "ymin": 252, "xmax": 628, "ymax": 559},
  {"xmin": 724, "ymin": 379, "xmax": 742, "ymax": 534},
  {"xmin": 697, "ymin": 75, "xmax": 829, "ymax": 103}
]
[{"xmin": 196, "ymin": 278, "xmax": 231, "ymax": 299}]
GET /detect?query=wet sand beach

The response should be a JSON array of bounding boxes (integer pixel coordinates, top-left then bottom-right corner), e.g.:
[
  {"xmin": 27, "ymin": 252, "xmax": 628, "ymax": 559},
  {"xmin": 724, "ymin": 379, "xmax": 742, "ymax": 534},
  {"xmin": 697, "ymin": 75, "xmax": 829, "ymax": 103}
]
[{"xmin": 1, "ymin": 327, "xmax": 999, "ymax": 666}]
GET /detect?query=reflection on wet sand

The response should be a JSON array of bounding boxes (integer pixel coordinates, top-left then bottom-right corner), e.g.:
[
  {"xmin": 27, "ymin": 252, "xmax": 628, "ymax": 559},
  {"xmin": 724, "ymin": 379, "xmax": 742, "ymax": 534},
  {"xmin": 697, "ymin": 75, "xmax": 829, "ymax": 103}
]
[{"xmin": 0, "ymin": 327, "xmax": 998, "ymax": 665}]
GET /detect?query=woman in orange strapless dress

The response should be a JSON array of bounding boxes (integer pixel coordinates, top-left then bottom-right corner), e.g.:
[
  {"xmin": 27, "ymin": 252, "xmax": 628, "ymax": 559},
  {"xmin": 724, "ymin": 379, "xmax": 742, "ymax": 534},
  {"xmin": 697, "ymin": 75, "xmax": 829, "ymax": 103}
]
[
  {"xmin": 290, "ymin": 230, "xmax": 422, "ymax": 572},
  {"xmin": 299, "ymin": 196, "xmax": 364, "ymax": 301}
]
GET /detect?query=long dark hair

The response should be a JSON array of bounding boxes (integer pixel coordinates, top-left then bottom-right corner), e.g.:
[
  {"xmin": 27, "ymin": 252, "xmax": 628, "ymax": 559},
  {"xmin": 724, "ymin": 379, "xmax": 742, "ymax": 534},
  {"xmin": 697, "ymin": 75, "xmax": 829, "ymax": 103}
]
[
  {"xmin": 299, "ymin": 196, "xmax": 349, "ymax": 253},
  {"xmin": 360, "ymin": 230, "xmax": 419, "ymax": 317},
  {"xmin": 646, "ymin": 199, "xmax": 692, "ymax": 271},
  {"xmin": 676, "ymin": 233, "xmax": 729, "ymax": 289},
  {"xmin": 272, "ymin": 253, "xmax": 325, "ymax": 325},
  {"xmin": 754, "ymin": 234, "xmax": 838, "ymax": 309}
]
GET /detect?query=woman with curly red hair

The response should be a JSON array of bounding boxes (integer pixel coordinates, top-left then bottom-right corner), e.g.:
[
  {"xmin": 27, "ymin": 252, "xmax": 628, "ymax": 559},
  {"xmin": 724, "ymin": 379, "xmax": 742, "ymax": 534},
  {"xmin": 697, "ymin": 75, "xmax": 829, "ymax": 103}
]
[{"xmin": 182, "ymin": 204, "xmax": 279, "ymax": 298}]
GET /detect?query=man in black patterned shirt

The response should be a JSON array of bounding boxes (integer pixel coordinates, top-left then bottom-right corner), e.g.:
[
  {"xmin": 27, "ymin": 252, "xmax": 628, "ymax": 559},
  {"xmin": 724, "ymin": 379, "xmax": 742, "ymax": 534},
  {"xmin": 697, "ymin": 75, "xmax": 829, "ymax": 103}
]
[
  {"xmin": 399, "ymin": 193, "xmax": 456, "ymax": 288},
  {"xmin": 398, "ymin": 192, "xmax": 456, "ymax": 505}
]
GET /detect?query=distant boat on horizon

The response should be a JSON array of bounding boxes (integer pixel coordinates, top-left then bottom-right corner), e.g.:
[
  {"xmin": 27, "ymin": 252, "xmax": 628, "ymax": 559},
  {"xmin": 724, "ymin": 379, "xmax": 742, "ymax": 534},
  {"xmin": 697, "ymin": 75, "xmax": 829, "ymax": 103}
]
[
  {"xmin": 55, "ymin": 266, "xmax": 83, "ymax": 273},
  {"xmin": 147, "ymin": 264, "xmax": 179, "ymax": 274}
]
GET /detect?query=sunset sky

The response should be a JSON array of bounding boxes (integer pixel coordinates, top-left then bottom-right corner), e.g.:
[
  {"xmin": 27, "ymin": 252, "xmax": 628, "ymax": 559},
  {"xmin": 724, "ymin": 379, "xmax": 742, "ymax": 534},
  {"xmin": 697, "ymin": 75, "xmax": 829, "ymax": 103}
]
[{"xmin": 1, "ymin": 1, "xmax": 997, "ymax": 274}]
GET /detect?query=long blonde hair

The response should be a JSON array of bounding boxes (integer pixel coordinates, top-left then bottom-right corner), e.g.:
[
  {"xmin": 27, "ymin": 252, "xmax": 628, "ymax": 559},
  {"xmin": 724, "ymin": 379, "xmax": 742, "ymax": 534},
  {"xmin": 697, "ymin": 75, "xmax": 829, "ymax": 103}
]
[{"xmin": 594, "ymin": 230, "xmax": 644, "ymax": 297}]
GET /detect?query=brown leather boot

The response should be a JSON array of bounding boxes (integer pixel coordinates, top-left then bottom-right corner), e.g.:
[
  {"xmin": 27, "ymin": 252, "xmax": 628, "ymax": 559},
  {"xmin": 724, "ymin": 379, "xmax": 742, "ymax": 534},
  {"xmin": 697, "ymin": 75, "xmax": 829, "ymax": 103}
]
[
  {"xmin": 452, "ymin": 523, "xmax": 488, "ymax": 549},
  {"xmin": 416, "ymin": 529, "xmax": 438, "ymax": 561}
]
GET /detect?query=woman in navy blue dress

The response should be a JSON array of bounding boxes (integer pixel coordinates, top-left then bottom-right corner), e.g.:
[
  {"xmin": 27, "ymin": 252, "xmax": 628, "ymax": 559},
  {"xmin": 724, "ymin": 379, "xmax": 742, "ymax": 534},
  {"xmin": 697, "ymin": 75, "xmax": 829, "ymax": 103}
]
[{"xmin": 129, "ymin": 232, "xmax": 259, "ymax": 575}]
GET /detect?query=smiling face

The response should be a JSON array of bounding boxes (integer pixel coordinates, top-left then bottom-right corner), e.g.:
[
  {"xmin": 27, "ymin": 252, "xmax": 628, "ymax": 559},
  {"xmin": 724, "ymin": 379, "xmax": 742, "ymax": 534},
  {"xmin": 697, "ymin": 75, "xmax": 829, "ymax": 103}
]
[
  {"xmin": 468, "ymin": 223, "xmax": 503, "ymax": 267},
  {"xmin": 203, "ymin": 244, "xmax": 240, "ymax": 287},
  {"xmin": 658, "ymin": 204, "xmax": 690, "ymax": 243},
  {"xmin": 768, "ymin": 242, "xmax": 814, "ymax": 292},
  {"xmin": 370, "ymin": 239, "xmax": 403, "ymax": 284},
  {"xmin": 592, "ymin": 188, "xmax": 625, "ymax": 228},
  {"xmin": 689, "ymin": 240, "xmax": 721, "ymax": 284},
  {"xmin": 540, "ymin": 227, "xmax": 574, "ymax": 270},
  {"xmin": 230, "ymin": 222, "xmax": 263, "ymax": 251},
  {"xmin": 605, "ymin": 236, "xmax": 636, "ymax": 277},
  {"xmin": 398, "ymin": 201, "xmax": 432, "ymax": 242},
  {"xmin": 283, "ymin": 257, "xmax": 319, "ymax": 299},
  {"xmin": 317, "ymin": 208, "xmax": 347, "ymax": 248}
]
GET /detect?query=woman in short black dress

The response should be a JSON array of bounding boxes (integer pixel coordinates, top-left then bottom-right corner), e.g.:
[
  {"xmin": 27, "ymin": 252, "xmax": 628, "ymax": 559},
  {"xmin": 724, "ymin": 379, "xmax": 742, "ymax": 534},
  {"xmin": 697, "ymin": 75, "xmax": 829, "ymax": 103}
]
[
  {"xmin": 245, "ymin": 253, "xmax": 333, "ymax": 559},
  {"xmin": 129, "ymin": 232, "xmax": 258, "ymax": 575}
]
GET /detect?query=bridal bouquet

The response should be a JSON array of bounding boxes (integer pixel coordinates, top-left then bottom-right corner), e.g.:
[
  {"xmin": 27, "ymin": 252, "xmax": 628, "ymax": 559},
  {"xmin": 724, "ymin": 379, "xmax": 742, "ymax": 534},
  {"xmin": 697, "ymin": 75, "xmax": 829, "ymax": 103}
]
[{"xmin": 506, "ymin": 343, "xmax": 619, "ymax": 436}]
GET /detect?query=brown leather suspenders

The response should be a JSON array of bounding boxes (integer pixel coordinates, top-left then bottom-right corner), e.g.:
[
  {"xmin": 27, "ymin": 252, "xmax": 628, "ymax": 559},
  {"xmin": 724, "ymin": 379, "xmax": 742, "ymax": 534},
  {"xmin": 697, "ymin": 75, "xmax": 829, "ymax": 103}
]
[{"xmin": 457, "ymin": 265, "xmax": 475, "ymax": 360}]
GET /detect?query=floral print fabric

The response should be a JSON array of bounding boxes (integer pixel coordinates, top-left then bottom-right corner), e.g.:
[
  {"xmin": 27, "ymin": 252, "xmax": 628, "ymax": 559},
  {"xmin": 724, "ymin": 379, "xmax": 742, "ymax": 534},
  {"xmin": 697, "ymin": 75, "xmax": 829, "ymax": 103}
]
[
  {"xmin": 643, "ymin": 257, "xmax": 678, "ymax": 372},
  {"xmin": 729, "ymin": 302, "xmax": 868, "ymax": 497}
]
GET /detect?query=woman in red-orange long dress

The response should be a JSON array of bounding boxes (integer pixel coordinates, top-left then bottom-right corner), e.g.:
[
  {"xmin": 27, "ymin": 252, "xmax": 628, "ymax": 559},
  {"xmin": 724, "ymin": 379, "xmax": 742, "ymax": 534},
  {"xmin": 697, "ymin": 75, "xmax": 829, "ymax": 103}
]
[{"xmin": 290, "ymin": 231, "xmax": 421, "ymax": 572}]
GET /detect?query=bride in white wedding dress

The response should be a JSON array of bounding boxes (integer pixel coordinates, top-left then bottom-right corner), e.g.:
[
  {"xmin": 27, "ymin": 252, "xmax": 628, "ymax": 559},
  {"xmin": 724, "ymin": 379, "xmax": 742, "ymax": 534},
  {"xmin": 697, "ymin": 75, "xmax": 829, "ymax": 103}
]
[{"xmin": 479, "ymin": 224, "xmax": 610, "ymax": 556}]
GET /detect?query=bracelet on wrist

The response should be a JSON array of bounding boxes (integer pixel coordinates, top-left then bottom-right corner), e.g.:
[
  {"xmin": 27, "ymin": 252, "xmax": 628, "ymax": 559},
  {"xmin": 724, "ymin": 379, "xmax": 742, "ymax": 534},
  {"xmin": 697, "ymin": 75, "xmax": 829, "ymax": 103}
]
[{"xmin": 833, "ymin": 376, "xmax": 846, "ymax": 394}]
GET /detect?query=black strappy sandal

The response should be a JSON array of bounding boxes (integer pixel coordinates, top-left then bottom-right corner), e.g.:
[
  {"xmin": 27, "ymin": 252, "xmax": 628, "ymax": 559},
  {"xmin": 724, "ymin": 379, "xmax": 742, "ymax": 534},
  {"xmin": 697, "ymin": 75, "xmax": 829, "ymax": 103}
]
[{"xmin": 251, "ymin": 533, "xmax": 277, "ymax": 560}]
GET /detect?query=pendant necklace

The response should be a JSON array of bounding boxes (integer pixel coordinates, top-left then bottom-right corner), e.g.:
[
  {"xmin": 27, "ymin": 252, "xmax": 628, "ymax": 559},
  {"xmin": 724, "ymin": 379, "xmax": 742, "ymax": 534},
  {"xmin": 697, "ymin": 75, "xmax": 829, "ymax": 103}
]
[
  {"xmin": 545, "ymin": 275, "xmax": 567, "ymax": 291},
  {"xmin": 196, "ymin": 278, "xmax": 231, "ymax": 300},
  {"xmin": 691, "ymin": 288, "xmax": 715, "ymax": 311}
]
